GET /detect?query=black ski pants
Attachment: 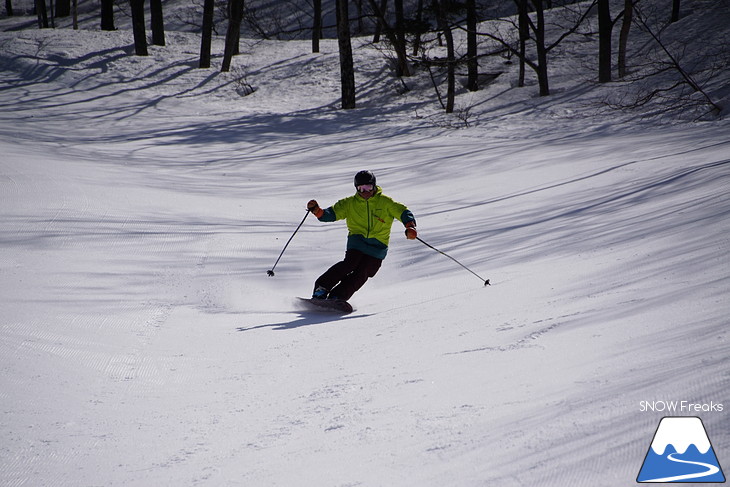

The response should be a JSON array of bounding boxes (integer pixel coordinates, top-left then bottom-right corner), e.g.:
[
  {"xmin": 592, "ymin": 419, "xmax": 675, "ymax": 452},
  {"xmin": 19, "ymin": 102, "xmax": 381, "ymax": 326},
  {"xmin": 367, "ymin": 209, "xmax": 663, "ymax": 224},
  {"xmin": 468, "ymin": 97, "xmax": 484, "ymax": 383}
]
[{"xmin": 314, "ymin": 249, "xmax": 382, "ymax": 301}]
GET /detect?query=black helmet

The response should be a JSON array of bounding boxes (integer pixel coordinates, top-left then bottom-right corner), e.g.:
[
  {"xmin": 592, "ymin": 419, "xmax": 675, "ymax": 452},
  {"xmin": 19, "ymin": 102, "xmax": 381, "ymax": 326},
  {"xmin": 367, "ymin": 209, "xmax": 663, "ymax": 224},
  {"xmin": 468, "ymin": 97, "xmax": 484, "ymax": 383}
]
[{"xmin": 354, "ymin": 170, "xmax": 376, "ymax": 188}]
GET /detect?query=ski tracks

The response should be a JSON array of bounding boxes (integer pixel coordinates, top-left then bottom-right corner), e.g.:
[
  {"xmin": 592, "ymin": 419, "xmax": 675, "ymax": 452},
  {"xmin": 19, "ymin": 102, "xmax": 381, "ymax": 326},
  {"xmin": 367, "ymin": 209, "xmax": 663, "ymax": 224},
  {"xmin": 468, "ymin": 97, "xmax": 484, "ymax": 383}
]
[{"xmin": 0, "ymin": 156, "xmax": 233, "ymax": 485}]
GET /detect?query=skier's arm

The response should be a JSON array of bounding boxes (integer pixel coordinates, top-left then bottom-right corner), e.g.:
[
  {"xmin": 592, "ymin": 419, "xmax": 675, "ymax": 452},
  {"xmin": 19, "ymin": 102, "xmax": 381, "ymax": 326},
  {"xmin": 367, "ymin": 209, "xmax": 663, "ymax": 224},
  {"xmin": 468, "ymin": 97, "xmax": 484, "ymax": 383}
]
[
  {"xmin": 399, "ymin": 208, "xmax": 417, "ymax": 240},
  {"xmin": 400, "ymin": 209, "xmax": 415, "ymax": 226},
  {"xmin": 307, "ymin": 199, "xmax": 339, "ymax": 222},
  {"xmin": 319, "ymin": 207, "xmax": 337, "ymax": 222}
]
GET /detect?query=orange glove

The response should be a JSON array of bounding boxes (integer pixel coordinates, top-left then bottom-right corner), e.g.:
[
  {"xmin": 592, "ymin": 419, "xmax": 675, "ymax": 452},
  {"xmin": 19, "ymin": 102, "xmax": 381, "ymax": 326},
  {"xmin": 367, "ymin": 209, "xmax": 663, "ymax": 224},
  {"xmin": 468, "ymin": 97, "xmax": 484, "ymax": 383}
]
[
  {"xmin": 307, "ymin": 200, "xmax": 324, "ymax": 218},
  {"xmin": 405, "ymin": 221, "xmax": 417, "ymax": 240}
]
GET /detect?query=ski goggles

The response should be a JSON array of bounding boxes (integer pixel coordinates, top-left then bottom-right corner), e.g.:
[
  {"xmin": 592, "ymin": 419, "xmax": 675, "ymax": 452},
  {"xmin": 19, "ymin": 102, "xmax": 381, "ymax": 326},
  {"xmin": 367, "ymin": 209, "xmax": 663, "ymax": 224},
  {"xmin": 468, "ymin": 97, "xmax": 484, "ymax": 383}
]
[{"xmin": 357, "ymin": 184, "xmax": 374, "ymax": 193}]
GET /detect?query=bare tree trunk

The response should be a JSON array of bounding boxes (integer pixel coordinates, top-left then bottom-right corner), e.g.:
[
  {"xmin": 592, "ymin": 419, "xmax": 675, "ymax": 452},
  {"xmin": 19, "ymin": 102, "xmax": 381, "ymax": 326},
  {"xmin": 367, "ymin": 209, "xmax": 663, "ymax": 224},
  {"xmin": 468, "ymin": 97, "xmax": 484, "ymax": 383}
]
[
  {"xmin": 598, "ymin": 0, "xmax": 612, "ymax": 82},
  {"xmin": 356, "ymin": 0, "xmax": 364, "ymax": 33},
  {"xmin": 617, "ymin": 0, "xmax": 633, "ymax": 78},
  {"xmin": 516, "ymin": 0, "xmax": 528, "ymax": 87},
  {"xmin": 367, "ymin": 0, "xmax": 410, "ymax": 76},
  {"xmin": 221, "ymin": 0, "xmax": 244, "ymax": 72},
  {"xmin": 199, "ymin": 0, "xmax": 214, "ymax": 68},
  {"xmin": 671, "ymin": 0, "xmax": 680, "ymax": 22},
  {"xmin": 130, "ymin": 0, "xmax": 148, "ymax": 55},
  {"xmin": 531, "ymin": 0, "xmax": 549, "ymax": 96},
  {"xmin": 56, "ymin": 0, "xmax": 69, "ymax": 17},
  {"xmin": 336, "ymin": 0, "xmax": 356, "ymax": 109},
  {"xmin": 412, "ymin": 0, "xmax": 424, "ymax": 56},
  {"xmin": 434, "ymin": 0, "xmax": 455, "ymax": 112},
  {"xmin": 372, "ymin": 0, "xmax": 386, "ymax": 43},
  {"xmin": 5, "ymin": 0, "xmax": 13, "ymax": 16},
  {"xmin": 100, "ymin": 0, "xmax": 115, "ymax": 30},
  {"xmin": 36, "ymin": 0, "xmax": 49, "ymax": 28},
  {"xmin": 466, "ymin": 0, "xmax": 478, "ymax": 91},
  {"xmin": 150, "ymin": 0, "xmax": 165, "ymax": 46},
  {"xmin": 312, "ymin": 0, "xmax": 322, "ymax": 53},
  {"xmin": 394, "ymin": 0, "xmax": 406, "ymax": 76}
]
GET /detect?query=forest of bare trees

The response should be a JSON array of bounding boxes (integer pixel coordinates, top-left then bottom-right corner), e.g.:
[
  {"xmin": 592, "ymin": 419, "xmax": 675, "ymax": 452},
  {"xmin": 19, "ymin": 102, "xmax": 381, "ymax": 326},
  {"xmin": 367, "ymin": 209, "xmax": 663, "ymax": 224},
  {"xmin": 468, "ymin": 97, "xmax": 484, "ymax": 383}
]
[{"xmin": 3, "ymin": 0, "xmax": 724, "ymax": 117}]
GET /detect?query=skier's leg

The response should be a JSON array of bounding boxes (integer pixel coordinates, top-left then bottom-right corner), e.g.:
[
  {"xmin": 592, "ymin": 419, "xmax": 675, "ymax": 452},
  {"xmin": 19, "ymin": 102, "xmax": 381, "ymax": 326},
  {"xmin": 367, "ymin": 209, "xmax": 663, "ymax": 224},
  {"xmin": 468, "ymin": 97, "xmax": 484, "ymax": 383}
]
[
  {"xmin": 329, "ymin": 254, "xmax": 382, "ymax": 301},
  {"xmin": 314, "ymin": 250, "xmax": 364, "ymax": 295}
]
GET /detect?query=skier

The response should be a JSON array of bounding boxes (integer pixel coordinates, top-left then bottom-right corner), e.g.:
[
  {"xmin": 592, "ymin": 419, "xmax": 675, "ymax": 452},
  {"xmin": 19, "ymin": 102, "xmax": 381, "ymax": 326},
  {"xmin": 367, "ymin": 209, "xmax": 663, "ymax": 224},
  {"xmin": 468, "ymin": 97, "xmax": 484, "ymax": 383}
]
[{"xmin": 306, "ymin": 170, "xmax": 417, "ymax": 302}]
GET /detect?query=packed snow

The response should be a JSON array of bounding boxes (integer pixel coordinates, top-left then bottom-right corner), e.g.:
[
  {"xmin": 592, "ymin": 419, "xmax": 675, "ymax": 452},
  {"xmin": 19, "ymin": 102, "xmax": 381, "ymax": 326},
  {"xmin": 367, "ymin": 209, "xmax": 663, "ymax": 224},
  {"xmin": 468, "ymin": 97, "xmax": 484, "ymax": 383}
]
[{"xmin": 1, "ymin": 1, "xmax": 729, "ymax": 486}]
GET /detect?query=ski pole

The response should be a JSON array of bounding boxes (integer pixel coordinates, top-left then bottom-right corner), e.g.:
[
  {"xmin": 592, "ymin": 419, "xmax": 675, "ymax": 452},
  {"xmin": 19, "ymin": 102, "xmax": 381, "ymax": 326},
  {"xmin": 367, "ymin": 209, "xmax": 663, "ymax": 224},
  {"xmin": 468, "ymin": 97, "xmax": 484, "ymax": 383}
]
[
  {"xmin": 416, "ymin": 237, "xmax": 490, "ymax": 286},
  {"xmin": 267, "ymin": 210, "xmax": 310, "ymax": 277}
]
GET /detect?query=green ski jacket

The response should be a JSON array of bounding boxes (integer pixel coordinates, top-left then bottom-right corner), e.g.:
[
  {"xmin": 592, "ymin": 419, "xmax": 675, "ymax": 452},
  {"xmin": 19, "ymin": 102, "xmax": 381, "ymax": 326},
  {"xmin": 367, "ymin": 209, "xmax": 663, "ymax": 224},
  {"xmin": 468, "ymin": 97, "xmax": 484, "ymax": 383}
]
[{"xmin": 318, "ymin": 186, "xmax": 415, "ymax": 260}]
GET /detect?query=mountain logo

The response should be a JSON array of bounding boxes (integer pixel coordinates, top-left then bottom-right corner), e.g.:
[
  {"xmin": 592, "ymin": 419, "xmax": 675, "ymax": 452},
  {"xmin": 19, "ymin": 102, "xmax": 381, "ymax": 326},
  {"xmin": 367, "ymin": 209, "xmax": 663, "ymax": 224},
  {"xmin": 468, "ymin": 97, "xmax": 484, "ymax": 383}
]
[{"xmin": 637, "ymin": 416, "xmax": 726, "ymax": 483}]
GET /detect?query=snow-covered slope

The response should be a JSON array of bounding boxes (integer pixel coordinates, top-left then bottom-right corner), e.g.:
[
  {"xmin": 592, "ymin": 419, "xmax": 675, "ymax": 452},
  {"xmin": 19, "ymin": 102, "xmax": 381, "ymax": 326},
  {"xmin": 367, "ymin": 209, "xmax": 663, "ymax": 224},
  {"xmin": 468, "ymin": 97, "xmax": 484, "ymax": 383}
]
[{"xmin": 1, "ymin": 2, "xmax": 729, "ymax": 486}]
